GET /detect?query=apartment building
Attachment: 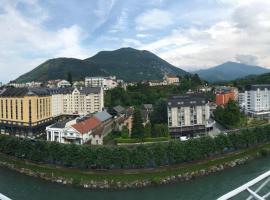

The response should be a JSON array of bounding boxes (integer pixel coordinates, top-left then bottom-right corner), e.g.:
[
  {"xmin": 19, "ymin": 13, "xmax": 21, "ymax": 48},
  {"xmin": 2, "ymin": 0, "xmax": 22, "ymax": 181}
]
[
  {"xmin": 240, "ymin": 85, "xmax": 270, "ymax": 119},
  {"xmin": 85, "ymin": 77, "xmax": 104, "ymax": 88},
  {"xmin": 0, "ymin": 88, "xmax": 53, "ymax": 136},
  {"xmin": 49, "ymin": 87, "xmax": 104, "ymax": 116},
  {"xmin": 167, "ymin": 95, "xmax": 213, "ymax": 138},
  {"xmin": 85, "ymin": 76, "xmax": 119, "ymax": 90},
  {"xmin": 215, "ymin": 86, "xmax": 238, "ymax": 106}
]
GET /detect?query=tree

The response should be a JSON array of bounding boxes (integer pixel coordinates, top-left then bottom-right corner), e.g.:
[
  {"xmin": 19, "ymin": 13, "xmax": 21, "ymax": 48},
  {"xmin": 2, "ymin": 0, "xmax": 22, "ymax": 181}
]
[
  {"xmin": 144, "ymin": 123, "xmax": 152, "ymax": 138},
  {"xmin": 214, "ymin": 100, "xmax": 242, "ymax": 128},
  {"xmin": 67, "ymin": 71, "xmax": 73, "ymax": 86},
  {"xmin": 121, "ymin": 126, "xmax": 129, "ymax": 139},
  {"xmin": 152, "ymin": 123, "xmax": 169, "ymax": 137},
  {"xmin": 131, "ymin": 108, "xmax": 144, "ymax": 138},
  {"xmin": 150, "ymin": 99, "xmax": 167, "ymax": 124}
]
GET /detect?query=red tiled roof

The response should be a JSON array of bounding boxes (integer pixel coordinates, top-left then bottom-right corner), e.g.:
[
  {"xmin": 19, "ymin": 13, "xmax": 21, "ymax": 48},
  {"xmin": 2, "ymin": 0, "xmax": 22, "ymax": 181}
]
[{"xmin": 72, "ymin": 117, "xmax": 101, "ymax": 134}]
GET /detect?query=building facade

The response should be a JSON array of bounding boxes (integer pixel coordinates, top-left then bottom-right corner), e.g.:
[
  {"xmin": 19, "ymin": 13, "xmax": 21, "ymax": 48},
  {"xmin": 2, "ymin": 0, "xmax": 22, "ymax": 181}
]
[
  {"xmin": 85, "ymin": 76, "xmax": 119, "ymax": 90},
  {"xmin": 164, "ymin": 74, "xmax": 180, "ymax": 85},
  {"xmin": 167, "ymin": 95, "xmax": 212, "ymax": 138},
  {"xmin": 240, "ymin": 85, "xmax": 270, "ymax": 118},
  {"xmin": 0, "ymin": 88, "xmax": 53, "ymax": 136}
]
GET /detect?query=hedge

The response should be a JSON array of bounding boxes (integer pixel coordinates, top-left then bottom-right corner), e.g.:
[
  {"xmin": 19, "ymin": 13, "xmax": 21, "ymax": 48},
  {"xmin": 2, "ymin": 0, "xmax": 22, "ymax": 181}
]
[
  {"xmin": 1, "ymin": 125, "xmax": 270, "ymax": 169},
  {"xmin": 115, "ymin": 137, "xmax": 169, "ymax": 144}
]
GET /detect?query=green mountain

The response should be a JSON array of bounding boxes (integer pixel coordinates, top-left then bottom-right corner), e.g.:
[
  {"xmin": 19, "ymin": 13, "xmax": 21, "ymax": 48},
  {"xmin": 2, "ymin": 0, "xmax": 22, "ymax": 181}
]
[
  {"xmin": 15, "ymin": 47, "xmax": 187, "ymax": 83},
  {"xmin": 193, "ymin": 61, "xmax": 269, "ymax": 83},
  {"xmin": 230, "ymin": 72, "xmax": 270, "ymax": 87}
]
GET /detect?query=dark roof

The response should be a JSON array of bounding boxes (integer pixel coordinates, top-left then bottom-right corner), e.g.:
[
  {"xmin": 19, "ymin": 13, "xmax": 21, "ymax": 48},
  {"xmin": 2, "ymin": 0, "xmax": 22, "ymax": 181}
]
[
  {"xmin": 50, "ymin": 119, "xmax": 73, "ymax": 129},
  {"xmin": 48, "ymin": 87, "xmax": 73, "ymax": 95},
  {"xmin": 94, "ymin": 111, "xmax": 112, "ymax": 122},
  {"xmin": 113, "ymin": 105, "xmax": 125, "ymax": 113},
  {"xmin": 48, "ymin": 87, "xmax": 101, "ymax": 95},
  {"xmin": 0, "ymin": 87, "xmax": 50, "ymax": 97},
  {"xmin": 248, "ymin": 85, "xmax": 270, "ymax": 91},
  {"xmin": 168, "ymin": 95, "xmax": 207, "ymax": 107},
  {"xmin": 79, "ymin": 87, "xmax": 101, "ymax": 94}
]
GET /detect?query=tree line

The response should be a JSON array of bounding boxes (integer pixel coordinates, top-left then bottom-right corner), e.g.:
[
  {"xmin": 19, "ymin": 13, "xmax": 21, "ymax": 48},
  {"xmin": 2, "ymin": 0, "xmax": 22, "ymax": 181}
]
[{"xmin": 1, "ymin": 125, "xmax": 270, "ymax": 169}]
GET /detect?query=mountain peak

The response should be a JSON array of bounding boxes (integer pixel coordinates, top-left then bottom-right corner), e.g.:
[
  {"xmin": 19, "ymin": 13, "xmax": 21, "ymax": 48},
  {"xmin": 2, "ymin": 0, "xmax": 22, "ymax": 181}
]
[
  {"xmin": 194, "ymin": 61, "xmax": 269, "ymax": 83},
  {"xmin": 16, "ymin": 47, "xmax": 187, "ymax": 83}
]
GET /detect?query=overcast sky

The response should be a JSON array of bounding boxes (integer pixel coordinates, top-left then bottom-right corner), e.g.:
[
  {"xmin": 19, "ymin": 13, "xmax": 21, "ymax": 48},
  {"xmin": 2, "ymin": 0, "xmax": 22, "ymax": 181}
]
[{"xmin": 1, "ymin": 0, "xmax": 270, "ymax": 82}]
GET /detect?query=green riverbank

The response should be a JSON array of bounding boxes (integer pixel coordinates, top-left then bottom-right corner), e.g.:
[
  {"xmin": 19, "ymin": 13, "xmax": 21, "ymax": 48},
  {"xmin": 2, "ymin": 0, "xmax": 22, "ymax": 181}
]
[{"xmin": 0, "ymin": 143, "xmax": 269, "ymax": 189}]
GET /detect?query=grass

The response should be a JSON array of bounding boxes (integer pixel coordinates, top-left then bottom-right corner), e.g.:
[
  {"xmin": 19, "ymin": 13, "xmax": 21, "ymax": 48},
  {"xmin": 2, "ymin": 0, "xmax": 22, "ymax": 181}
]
[
  {"xmin": 0, "ymin": 143, "xmax": 270, "ymax": 185},
  {"xmin": 115, "ymin": 137, "xmax": 170, "ymax": 144}
]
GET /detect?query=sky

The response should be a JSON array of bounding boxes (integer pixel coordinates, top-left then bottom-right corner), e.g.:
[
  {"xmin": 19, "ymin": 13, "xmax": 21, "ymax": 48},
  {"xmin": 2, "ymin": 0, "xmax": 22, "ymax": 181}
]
[{"xmin": 1, "ymin": 0, "xmax": 270, "ymax": 83}]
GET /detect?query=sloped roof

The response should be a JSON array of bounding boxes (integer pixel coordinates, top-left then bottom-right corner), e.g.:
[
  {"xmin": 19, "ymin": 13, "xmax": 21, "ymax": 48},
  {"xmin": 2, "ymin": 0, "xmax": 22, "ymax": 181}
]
[
  {"xmin": 0, "ymin": 87, "xmax": 50, "ymax": 97},
  {"xmin": 72, "ymin": 117, "xmax": 101, "ymax": 134},
  {"xmin": 94, "ymin": 111, "xmax": 112, "ymax": 122},
  {"xmin": 113, "ymin": 105, "xmax": 125, "ymax": 113}
]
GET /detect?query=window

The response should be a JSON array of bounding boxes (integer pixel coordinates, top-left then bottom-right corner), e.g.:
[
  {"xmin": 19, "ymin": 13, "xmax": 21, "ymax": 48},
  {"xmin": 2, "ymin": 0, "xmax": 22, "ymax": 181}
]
[
  {"xmin": 5, "ymin": 99, "xmax": 8, "ymax": 119},
  {"xmin": 15, "ymin": 100, "xmax": 18, "ymax": 120},
  {"xmin": 21, "ymin": 100, "xmax": 23, "ymax": 120},
  {"xmin": 29, "ymin": 100, "xmax": 32, "ymax": 123},
  {"xmin": 1, "ymin": 100, "xmax": 3, "ymax": 118},
  {"xmin": 10, "ymin": 100, "xmax": 13, "ymax": 119}
]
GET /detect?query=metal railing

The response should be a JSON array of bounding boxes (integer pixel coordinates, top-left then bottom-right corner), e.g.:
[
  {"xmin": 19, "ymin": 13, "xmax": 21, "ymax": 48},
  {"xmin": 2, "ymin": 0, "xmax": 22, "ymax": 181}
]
[
  {"xmin": 0, "ymin": 193, "xmax": 12, "ymax": 200},
  {"xmin": 217, "ymin": 170, "xmax": 270, "ymax": 200}
]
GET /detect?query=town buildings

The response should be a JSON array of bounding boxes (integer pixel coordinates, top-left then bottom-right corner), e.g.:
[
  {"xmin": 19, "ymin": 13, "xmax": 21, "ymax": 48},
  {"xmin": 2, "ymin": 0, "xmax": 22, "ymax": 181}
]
[
  {"xmin": 0, "ymin": 86, "xmax": 104, "ymax": 137},
  {"xmin": 164, "ymin": 74, "xmax": 180, "ymax": 85},
  {"xmin": 46, "ymin": 111, "xmax": 114, "ymax": 145},
  {"xmin": 215, "ymin": 86, "xmax": 238, "ymax": 106},
  {"xmin": 57, "ymin": 80, "xmax": 71, "ymax": 88},
  {"xmin": 238, "ymin": 85, "xmax": 270, "ymax": 119},
  {"xmin": 167, "ymin": 95, "xmax": 213, "ymax": 138},
  {"xmin": 85, "ymin": 76, "xmax": 120, "ymax": 90},
  {"xmin": 148, "ymin": 74, "xmax": 180, "ymax": 87},
  {"xmin": 0, "ymin": 88, "xmax": 53, "ymax": 136}
]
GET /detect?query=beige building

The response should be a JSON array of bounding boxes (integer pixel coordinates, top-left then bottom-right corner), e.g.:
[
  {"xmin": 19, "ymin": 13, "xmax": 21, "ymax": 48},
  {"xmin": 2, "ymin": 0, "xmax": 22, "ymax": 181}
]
[
  {"xmin": 164, "ymin": 74, "xmax": 180, "ymax": 85},
  {"xmin": 0, "ymin": 88, "xmax": 53, "ymax": 136}
]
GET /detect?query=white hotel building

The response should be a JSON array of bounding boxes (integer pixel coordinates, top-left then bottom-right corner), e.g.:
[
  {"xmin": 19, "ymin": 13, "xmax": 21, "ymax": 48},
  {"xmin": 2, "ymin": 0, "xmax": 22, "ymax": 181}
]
[
  {"xmin": 238, "ymin": 85, "xmax": 270, "ymax": 119},
  {"xmin": 167, "ymin": 95, "xmax": 213, "ymax": 138},
  {"xmin": 49, "ymin": 87, "xmax": 104, "ymax": 117}
]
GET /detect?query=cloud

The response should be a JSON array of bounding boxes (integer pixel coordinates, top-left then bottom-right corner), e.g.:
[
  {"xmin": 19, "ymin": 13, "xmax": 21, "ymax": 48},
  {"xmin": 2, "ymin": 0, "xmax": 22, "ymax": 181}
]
[
  {"xmin": 132, "ymin": 0, "xmax": 270, "ymax": 71},
  {"xmin": 235, "ymin": 54, "xmax": 258, "ymax": 66},
  {"xmin": 0, "ymin": 0, "xmax": 90, "ymax": 82},
  {"xmin": 135, "ymin": 9, "xmax": 173, "ymax": 31}
]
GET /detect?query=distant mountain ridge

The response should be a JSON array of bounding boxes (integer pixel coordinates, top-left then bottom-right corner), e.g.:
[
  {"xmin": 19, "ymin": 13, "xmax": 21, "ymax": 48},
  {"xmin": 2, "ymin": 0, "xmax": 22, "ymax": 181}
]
[
  {"xmin": 15, "ymin": 47, "xmax": 188, "ymax": 83},
  {"xmin": 193, "ymin": 61, "xmax": 269, "ymax": 82}
]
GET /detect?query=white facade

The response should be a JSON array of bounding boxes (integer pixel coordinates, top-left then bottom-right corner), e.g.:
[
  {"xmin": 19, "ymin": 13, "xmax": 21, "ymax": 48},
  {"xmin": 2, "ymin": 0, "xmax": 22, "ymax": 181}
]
[
  {"xmin": 167, "ymin": 95, "xmax": 213, "ymax": 137},
  {"xmin": 240, "ymin": 85, "xmax": 270, "ymax": 118},
  {"xmin": 46, "ymin": 117, "xmax": 103, "ymax": 145},
  {"xmin": 51, "ymin": 93, "xmax": 64, "ymax": 117},
  {"xmin": 46, "ymin": 119, "xmax": 77, "ymax": 143},
  {"xmin": 50, "ymin": 87, "xmax": 104, "ymax": 116},
  {"xmin": 85, "ymin": 76, "xmax": 119, "ymax": 90},
  {"xmin": 168, "ymin": 104, "xmax": 210, "ymax": 127},
  {"xmin": 85, "ymin": 77, "xmax": 105, "ymax": 88},
  {"xmin": 57, "ymin": 80, "xmax": 71, "ymax": 88},
  {"xmin": 62, "ymin": 88, "xmax": 104, "ymax": 115}
]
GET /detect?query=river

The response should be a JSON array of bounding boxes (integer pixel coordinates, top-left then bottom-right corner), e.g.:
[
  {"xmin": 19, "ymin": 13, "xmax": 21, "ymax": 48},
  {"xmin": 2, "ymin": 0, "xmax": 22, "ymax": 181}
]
[{"xmin": 0, "ymin": 157, "xmax": 270, "ymax": 200}]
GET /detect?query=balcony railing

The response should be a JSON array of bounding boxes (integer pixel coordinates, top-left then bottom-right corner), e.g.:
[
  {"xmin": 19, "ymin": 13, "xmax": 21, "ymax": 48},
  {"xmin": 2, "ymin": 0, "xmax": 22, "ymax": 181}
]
[{"xmin": 217, "ymin": 170, "xmax": 270, "ymax": 200}]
